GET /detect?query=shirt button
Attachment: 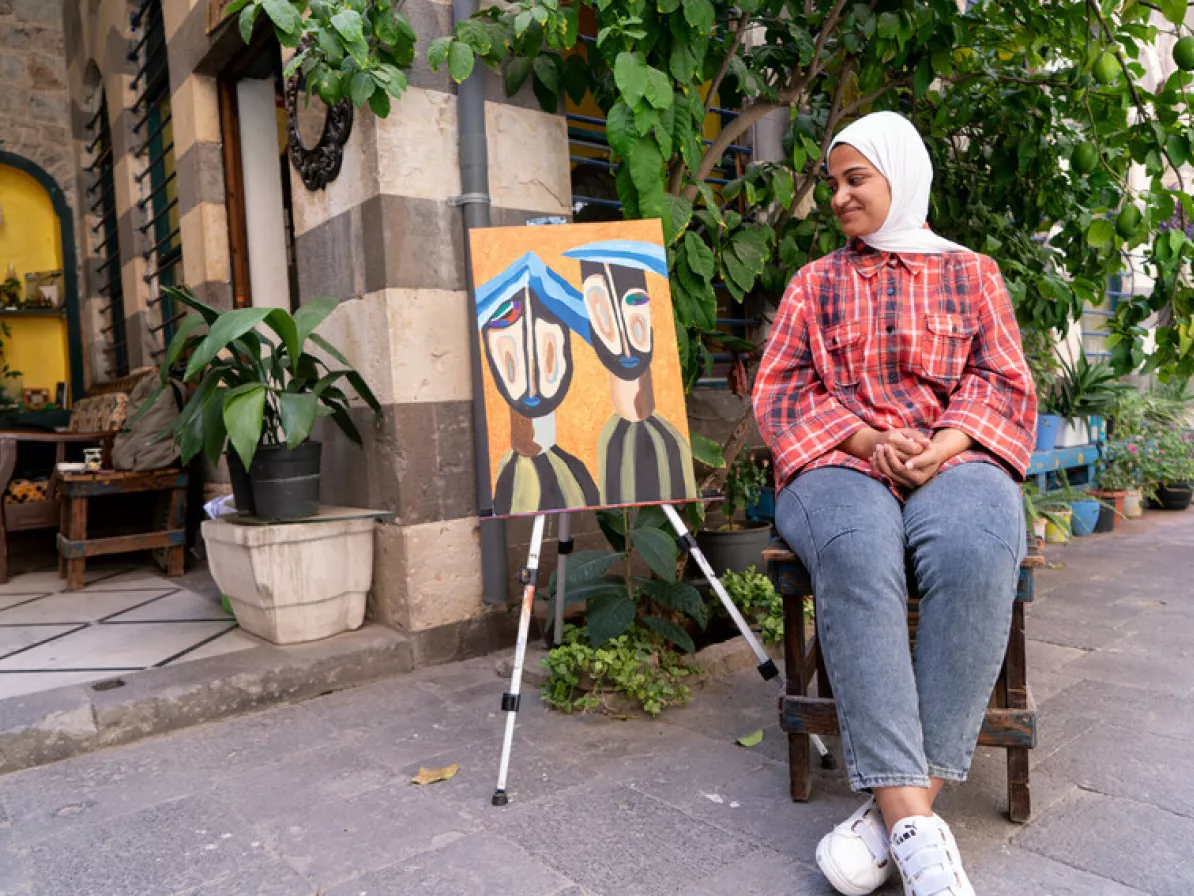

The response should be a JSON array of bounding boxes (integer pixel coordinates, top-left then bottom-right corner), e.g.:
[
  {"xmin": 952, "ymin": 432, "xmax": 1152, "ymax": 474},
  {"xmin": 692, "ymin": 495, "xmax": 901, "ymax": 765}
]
[
  {"xmin": 888, "ymin": 372, "xmax": 899, "ymax": 384},
  {"xmin": 886, "ymin": 286, "xmax": 896, "ymax": 296},
  {"xmin": 886, "ymin": 325, "xmax": 895, "ymax": 334}
]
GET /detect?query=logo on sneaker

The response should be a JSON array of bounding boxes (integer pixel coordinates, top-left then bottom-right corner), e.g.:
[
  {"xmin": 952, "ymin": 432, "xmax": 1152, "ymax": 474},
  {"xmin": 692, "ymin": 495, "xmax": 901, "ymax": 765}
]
[{"xmin": 891, "ymin": 825, "xmax": 919, "ymax": 847}]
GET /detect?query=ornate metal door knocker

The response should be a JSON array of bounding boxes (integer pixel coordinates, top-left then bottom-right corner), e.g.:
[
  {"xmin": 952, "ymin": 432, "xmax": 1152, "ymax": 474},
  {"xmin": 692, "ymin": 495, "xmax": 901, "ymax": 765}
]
[{"xmin": 284, "ymin": 36, "xmax": 354, "ymax": 191}]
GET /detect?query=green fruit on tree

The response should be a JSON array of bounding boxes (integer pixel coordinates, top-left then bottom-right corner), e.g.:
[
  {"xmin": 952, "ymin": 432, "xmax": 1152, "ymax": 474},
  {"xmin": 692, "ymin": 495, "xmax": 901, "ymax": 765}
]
[
  {"xmin": 1093, "ymin": 51, "xmax": 1119, "ymax": 85},
  {"xmin": 814, "ymin": 182, "xmax": 832, "ymax": 205},
  {"xmin": 1116, "ymin": 205, "xmax": 1142, "ymax": 239},
  {"xmin": 1174, "ymin": 36, "xmax": 1194, "ymax": 72},
  {"xmin": 1072, "ymin": 143, "xmax": 1099, "ymax": 175}
]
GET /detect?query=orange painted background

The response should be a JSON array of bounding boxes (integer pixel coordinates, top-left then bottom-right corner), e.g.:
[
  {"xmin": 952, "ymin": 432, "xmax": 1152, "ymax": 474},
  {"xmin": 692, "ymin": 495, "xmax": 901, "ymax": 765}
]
[{"xmin": 469, "ymin": 219, "xmax": 691, "ymax": 503}]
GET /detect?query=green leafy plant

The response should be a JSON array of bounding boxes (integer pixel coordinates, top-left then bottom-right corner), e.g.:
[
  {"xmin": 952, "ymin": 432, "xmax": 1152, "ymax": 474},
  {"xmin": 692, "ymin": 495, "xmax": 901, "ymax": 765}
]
[
  {"xmin": 1051, "ymin": 354, "xmax": 1127, "ymax": 422},
  {"xmin": 0, "ymin": 321, "xmax": 21, "ymax": 406},
  {"xmin": 1138, "ymin": 422, "xmax": 1194, "ymax": 487},
  {"xmin": 721, "ymin": 566, "xmax": 783, "ymax": 645},
  {"xmin": 1022, "ymin": 326, "xmax": 1063, "ymax": 415},
  {"xmin": 1097, "ymin": 438, "xmax": 1142, "ymax": 492},
  {"xmin": 714, "ymin": 454, "xmax": 768, "ymax": 531},
  {"xmin": 139, "ymin": 286, "xmax": 381, "ymax": 469},
  {"xmin": 1022, "ymin": 481, "xmax": 1074, "ymax": 537},
  {"xmin": 541, "ymin": 623, "xmax": 698, "ymax": 716},
  {"xmin": 547, "ymin": 505, "xmax": 706, "ymax": 653},
  {"xmin": 224, "ymin": 0, "xmax": 416, "ymax": 116},
  {"xmin": 0, "ymin": 277, "xmax": 22, "ymax": 309}
]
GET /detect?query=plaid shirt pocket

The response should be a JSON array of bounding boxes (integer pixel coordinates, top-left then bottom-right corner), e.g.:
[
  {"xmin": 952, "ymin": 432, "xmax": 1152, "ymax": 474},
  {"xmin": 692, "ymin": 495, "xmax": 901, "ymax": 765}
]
[
  {"xmin": 922, "ymin": 313, "xmax": 977, "ymax": 382},
  {"xmin": 824, "ymin": 320, "xmax": 866, "ymax": 386}
]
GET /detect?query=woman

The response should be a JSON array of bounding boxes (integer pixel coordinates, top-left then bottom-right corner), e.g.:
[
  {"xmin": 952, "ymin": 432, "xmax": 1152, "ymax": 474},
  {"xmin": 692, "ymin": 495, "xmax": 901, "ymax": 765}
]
[{"xmin": 752, "ymin": 111, "xmax": 1036, "ymax": 896}]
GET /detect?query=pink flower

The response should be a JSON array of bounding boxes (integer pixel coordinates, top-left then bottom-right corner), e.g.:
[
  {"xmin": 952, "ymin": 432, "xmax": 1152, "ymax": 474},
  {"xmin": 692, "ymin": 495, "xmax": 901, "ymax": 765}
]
[{"xmin": 1128, "ymin": 444, "xmax": 1137, "ymax": 454}]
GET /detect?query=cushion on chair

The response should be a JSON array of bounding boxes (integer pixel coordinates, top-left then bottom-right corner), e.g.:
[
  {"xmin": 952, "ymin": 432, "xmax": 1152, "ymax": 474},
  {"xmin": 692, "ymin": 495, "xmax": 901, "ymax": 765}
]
[
  {"xmin": 67, "ymin": 393, "xmax": 129, "ymax": 433},
  {"xmin": 4, "ymin": 478, "xmax": 50, "ymax": 504}
]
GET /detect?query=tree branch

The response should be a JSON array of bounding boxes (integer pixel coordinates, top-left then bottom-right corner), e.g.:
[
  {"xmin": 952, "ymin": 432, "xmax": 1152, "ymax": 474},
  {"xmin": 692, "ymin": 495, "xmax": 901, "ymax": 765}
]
[{"xmin": 705, "ymin": 11, "xmax": 748, "ymax": 116}]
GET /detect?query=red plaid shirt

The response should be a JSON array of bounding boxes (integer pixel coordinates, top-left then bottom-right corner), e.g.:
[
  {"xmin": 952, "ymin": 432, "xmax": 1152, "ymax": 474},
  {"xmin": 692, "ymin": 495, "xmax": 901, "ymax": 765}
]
[{"xmin": 753, "ymin": 240, "xmax": 1037, "ymax": 495}]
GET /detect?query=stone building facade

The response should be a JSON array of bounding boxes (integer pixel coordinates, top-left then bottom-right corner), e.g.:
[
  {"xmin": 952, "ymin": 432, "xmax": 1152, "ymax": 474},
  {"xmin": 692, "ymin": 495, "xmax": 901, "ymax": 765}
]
[{"xmin": 43, "ymin": 0, "xmax": 595, "ymax": 664}]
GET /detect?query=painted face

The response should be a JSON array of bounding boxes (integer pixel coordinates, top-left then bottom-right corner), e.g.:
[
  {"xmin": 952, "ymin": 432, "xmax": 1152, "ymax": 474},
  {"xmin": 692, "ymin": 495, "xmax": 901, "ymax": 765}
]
[
  {"xmin": 482, "ymin": 287, "xmax": 572, "ymax": 418},
  {"xmin": 580, "ymin": 262, "xmax": 653, "ymax": 381},
  {"xmin": 826, "ymin": 143, "xmax": 892, "ymax": 239}
]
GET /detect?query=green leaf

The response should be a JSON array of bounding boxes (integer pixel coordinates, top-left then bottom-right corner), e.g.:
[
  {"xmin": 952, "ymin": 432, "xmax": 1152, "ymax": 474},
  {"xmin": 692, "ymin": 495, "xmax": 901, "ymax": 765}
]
[
  {"xmin": 1159, "ymin": 0, "xmax": 1187, "ymax": 25},
  {"xmin": 505, "ymin": 56, "xmax": 532, "ymax": 95},
  {"xmin": 644, "ymin": 66, "xmax": 673, "ymax": 110},
  {"xmin": 533, "ymin": 53, "xmax": 560, "ymax": 94},
  {"xmin": 350, "ymin": 71, "xmax": 375, "ymax": 107},
  {"xmin": 690, "ymin": 431, "xmax": 724, "ymax": 468},
  {"xmin": 628, "ymin": 139, "xmax": 665, "ymax": 211},
  {"xmin": 684, "ymin": 231, "xmax": 715, "ymax": 280},
  {"xmin": 329, "ymin": 8, "xmax": 365, "ymax": 46},
  {"xmin": 239, "ymin": 3, "xmax": 261, "ymax": 43},
  {"xmin": 427, "ymin": 36, "xmax": 452, "ymax": 70},
  {"xmin": 262, "ymin": 0, "xmax": 303, "ymax": 42},
  {"xmin": 586, "ymin": 590, "xmax": 636, "ymax": 647},
  {"xmin": 1086, "ymin": 219, "xmax": 1116, "ymax": 249},
  {"xmin": 641, "ymin": 616, "xmax": 695, "ymax": 652},
  {"xmin": 630, "ymin": 527, "xmax": 679, "ymax": 582},
  {"xmin": 876, "ymin": 11, "xmax": 899, "ymax": 39},
  {"xmin": 223, "ymin": 384, "xmax": 267, "ymax": 468},
  {"xmin": 457, "ymin": 19, "xmax": 492, "ymax": 54},
  {"xmin": 561, "ymin": 54, "xmax": 589, "ymax": 104},
  {"xmin": 614, "ymin": 52, "xmax": 650, "ymax": 107},
  {"xmin": 548, "ymin": 550, "xmax": 621, "ymax": 597},
  {"xmin": 658, "ymin": 0, "xmax": 681, "ymax": 12},
  {"xmin": 184, "ymin": 308, "xmax": 273, "ymax": 381},
  {"xmin": 368, "ymin": 89, "xmax": 392, "ymax": 118},
  {"xmin": 201, "ymin": 387, "xmax": 228, "ymax": 466},
  {"xmin": 277, "ymin": 391, "xmax": 319, "ymax": 448},
  {"xmin": 736, "ymin": 729, "xmax": 764, "ymax": 748},
  {"xmin": 606, "ymin": 101, "xmax": 637, "ymax": 160},
  {"xmin": 448, "ymin": 41, "xmax": 475, "ymax": 82},
  {"xmin": 161, "ymin": 314, "xmax": 207, "ymax": 380},
  {"xmin": 914, "ymin": 57, "xmax": 934, "ymax": 98},
  {"xmin": 663, "ymin": 195, "xmax": 693, "ymax": 244},
  {"xmin": 596, "ymin": 509, "xmax": 629, "ymax": 552},
  {"xmin": 771, "ymin": 167, "xmax": 794, "ymax": 210},
  {"xmin": 682, "ymin": 0, "xmax": 714, "ymax": 33},
  {"xmin": 640, "ymin": 578, "xmax": 706, "ymax": 628}
]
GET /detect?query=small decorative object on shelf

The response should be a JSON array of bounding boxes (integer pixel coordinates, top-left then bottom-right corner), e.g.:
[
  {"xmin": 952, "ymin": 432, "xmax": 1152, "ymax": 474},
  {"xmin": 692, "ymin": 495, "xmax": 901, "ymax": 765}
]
[
  {"xmin": 23, "ymin": 388, "xmax": 49, "ymax": 410},
  {"xmin": 24, "ymin": 270, "xmax": 63, "ymax": 308},
  {"xmin": 1, "ymin": 264, "xmax": 22, "ymax": 310}
]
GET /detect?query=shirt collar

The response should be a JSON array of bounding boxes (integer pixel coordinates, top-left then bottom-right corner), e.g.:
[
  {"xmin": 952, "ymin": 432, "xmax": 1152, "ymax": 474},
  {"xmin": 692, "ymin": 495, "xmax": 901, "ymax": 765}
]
[{"xmin": 846, "ymin": 238, "xmax": 927, "ymax": 278}]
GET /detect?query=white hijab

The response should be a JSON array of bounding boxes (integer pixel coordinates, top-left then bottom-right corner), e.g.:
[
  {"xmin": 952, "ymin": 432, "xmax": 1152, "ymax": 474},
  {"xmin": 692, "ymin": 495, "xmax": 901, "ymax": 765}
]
[{"xmin": 828, "ymin": 111, "xmax": 970, "ymax": 255}]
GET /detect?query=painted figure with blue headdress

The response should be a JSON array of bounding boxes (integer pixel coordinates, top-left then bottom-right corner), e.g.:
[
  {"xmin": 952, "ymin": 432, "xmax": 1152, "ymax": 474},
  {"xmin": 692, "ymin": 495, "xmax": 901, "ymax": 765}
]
[
  {"xmin": 475, "ymin": 252, "xmax": 599, "ymax": 515},
  {"xmin": 562, "ymin": 240, "xmax": 697, "ymax": 506}
]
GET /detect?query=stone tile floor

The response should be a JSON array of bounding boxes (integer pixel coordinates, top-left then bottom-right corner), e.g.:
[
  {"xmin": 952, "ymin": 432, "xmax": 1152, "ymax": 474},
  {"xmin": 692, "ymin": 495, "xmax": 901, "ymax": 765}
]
[
  {"xmin": 0, "ymin": 545, "xmax": 260, "ymax": 700},
  {"xmin": 0, "ymin": 509, "xmax": 1191, "ymax": 894}
]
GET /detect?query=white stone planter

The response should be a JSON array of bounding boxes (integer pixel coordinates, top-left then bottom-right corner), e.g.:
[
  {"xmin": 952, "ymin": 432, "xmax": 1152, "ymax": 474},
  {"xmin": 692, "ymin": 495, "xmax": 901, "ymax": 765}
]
[
  {"xmin": 1054, "ymin": 417, "xmax": 1091, "ymax": 448},
  {"xmin": 201, "ymin": 512, "xmax": 377, "ymax": 645}
]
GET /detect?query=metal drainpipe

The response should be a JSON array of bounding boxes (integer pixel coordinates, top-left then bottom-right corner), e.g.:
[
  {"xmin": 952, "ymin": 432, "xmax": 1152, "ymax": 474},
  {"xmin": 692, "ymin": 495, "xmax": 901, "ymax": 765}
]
[{"xmin": 452, "ymin": 0, "xmax": 509, "ymax": 604}]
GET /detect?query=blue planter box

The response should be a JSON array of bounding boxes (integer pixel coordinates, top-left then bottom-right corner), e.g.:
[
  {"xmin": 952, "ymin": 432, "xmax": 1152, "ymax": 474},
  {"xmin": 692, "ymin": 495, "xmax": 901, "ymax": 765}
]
[{"xmin": 746, "ymin": 491, "xmax": 776, "ymax": 523}]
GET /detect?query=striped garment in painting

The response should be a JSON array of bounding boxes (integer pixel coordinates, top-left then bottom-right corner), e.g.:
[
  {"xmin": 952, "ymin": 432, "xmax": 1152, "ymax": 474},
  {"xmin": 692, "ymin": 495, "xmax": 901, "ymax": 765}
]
[
  {"xmin": 493, "ymin": 447, "xmax": 600, "ymax": 516},
  {"xmin": 597, "ymin": 414, "xmax": 697, "ymax": 506}
]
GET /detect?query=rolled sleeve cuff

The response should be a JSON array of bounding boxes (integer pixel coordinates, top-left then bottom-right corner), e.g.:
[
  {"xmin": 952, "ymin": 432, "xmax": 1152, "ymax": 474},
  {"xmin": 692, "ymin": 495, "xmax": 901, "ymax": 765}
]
[
  {"xmin": 772, "ymin": 403, "xmax": 867, "ymax": 486},
  {"xmin": 936, "ymin": 400, "xmax": 1034, "ymax": 479}
]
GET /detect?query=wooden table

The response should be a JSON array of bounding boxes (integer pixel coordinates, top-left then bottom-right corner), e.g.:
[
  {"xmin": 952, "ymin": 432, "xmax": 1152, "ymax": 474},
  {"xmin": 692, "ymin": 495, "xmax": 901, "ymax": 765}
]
[{"xmin": 55, "ymin": 468, "xmax": 188, "ymax": 591}]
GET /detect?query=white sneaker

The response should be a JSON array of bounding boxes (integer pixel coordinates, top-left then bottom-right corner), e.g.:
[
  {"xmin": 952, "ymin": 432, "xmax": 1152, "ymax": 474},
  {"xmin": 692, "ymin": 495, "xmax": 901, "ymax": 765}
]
[
  {"xmin": 815, "ymin": 798, "xmax": 893, "ymax": 895},
  {"xmin": 889, "ymin": 815, "xmax": 975, "ymax": 896}
]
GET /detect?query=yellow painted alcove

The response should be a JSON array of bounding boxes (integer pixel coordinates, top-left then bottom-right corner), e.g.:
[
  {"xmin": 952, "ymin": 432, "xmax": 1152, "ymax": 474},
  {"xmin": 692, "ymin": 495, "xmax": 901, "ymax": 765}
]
[{"xmin": 0, "ymin": 163, "xmax": 69, "ymax": 401}]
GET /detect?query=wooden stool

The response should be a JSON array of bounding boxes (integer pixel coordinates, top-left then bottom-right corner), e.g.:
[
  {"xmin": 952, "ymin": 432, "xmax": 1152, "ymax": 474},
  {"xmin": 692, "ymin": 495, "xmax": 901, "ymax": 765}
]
[
  {"xmin": 56, "ymin": 469, "xmax": 188, "ymax": 591},
  {"xmin": 765, "ymin": 541, "xmax": 1040, "ymax": 823}
]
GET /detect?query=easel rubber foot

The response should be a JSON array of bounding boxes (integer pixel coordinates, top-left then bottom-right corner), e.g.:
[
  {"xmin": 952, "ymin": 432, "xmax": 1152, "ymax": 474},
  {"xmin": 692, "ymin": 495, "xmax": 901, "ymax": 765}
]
[
  {"xmin": 492, "ymin": 789, "xmax": 509, "ymax": 806},
  {"xmin": 821, "ymin": 752, "xmax": 838, "ymax": 770},
  {"xmin": 757, "ymin": 659, "xmax": 780, "ymax": 681}
]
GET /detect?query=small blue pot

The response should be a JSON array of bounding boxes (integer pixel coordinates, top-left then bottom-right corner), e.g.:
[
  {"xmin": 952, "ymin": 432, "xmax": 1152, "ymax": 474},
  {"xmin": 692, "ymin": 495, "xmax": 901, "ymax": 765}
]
[
  {"xmin": 1035, "ymin": 414, "xmax": 1061, "ymax": 452},
  {"xmin": 1069, "ymin": 499, "xmax": 1101, "ymax": 537},
  {"xmin": 746, "ymin": 490, "xmax": 776, "ymax": 523}
]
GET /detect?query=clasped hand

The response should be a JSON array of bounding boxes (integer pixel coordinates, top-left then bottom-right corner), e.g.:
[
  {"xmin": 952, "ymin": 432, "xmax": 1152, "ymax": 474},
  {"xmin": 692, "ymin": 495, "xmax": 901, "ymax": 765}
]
[{"xmin": 871, "ymin": 429, "xmax": 944, "ymax": 489}]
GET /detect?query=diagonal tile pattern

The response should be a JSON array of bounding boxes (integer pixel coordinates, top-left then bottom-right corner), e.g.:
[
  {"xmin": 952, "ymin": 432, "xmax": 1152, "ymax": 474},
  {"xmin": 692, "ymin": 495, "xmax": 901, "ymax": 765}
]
[{"xmin": 0, "ymin": 562, "xmax": 258, "ymax": 700}]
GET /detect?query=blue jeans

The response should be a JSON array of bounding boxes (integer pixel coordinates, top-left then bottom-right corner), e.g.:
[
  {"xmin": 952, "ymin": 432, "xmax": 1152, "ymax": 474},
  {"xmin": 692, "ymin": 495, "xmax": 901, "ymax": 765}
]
[{"xmin": 775, "ymin": 463, "xmax": 1025, "ymax": 790}]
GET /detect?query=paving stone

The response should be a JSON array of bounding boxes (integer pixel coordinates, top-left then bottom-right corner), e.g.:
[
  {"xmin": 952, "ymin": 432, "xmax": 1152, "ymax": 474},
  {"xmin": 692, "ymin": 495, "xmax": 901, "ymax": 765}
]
[
  {"xmin": 1015, "ymin": 789, "xmax": 1194, "ymax": 895},
  {"xmin": 1055, "ymin": 639, "xmax": 1194, "ymax": 695},
  {"xmin": 259, "ymin": 782, "xmax": 482, "ymax": 889},
  {"xmin": 1025, "ymin": 638, "xmax": 1088, "ymax": 675},
  {"xmin": 1027, "ymin": 668, "xmax": 1085, "ymax": 704},
  {"xmin": 686, "ymin": 848, "xmax": 829, "ymax": 895},
  {"xmin": 500, "ymin": 778, "xmax": 752, "ymax": 894},
  {"xmin": 24, "ymin": 794, "xmax": 264, "ymax": 896},
  {"xmin": 1044, "ymin": 678, "xmax": 1194, "ymax": 742},
  {"xmin": 212, "ymin": 742, "xmax": 400, "ymax": 825},
  {"xmin": 968, "ymin": 845, "xmax": 1149, "ymax": 895},
  {"xmin": 0, "ymin": 828, "xmax": 29, "ymax": 895},
  {"xmin": 171, "ymin": 856, "xmax": 318, "ymax": 896},
  {"xmin": 324, "ymin": 830, "xmax": 576, "ymax": 896},
  {"xmin": 1030, "ymin": 706, "xmax": 1098, "ymax": 767},
  {"xmin": 1033, "ymin": 724, "xmax": 1194, "ymax": 819}
]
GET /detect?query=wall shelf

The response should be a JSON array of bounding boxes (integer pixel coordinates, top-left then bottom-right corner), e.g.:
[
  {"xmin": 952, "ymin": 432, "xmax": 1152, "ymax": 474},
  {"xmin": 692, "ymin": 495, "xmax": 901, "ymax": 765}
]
[{"xmin": 0, "ymin": 307, "xmax": 66, "ymax": 318}]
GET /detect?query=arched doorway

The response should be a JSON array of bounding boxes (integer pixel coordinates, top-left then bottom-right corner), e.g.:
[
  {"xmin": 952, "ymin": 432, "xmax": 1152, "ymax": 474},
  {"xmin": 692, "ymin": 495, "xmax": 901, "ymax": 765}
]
[{"xmin": 0, "ymin": 151, "xmax": 83, "ymax": 407}]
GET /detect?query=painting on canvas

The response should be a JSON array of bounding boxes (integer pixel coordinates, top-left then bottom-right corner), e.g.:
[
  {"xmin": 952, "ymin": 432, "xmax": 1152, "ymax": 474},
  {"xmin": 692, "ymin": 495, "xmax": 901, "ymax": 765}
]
[{"xmin": 469, "ymin": 219, "xmax": 698, "ymax": 518}]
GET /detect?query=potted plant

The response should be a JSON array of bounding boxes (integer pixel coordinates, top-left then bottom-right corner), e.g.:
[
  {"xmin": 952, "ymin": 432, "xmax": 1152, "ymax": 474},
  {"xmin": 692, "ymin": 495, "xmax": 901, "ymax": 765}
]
[
  {"xmin": 1022, "ymin": 482, "xmax": 1071, "ymax": 549},
  {"xmin": 695, "ymin": 453, "xmax": 773, "ymax": 575},
  {"xmin": 1092, "ymin": 439, "xmax": 1139, "ymax": 531},
  {"xmin": 141, "ymin": 286, "xmax": 380, "ymax": 521},
  {"xmin": 1140, "ymin": 423, "xmax": 1194, "ymax": 511},
  {"xmin": 1051, "ymin": 355, "xmax": 1124, "ymax": 448}
]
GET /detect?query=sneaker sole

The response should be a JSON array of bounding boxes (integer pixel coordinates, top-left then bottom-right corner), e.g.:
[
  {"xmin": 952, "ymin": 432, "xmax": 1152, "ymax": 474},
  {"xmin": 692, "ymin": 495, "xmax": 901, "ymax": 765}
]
[{"xmin": 815, "ymin": 836, "xmax": 888, "ymax": 896}]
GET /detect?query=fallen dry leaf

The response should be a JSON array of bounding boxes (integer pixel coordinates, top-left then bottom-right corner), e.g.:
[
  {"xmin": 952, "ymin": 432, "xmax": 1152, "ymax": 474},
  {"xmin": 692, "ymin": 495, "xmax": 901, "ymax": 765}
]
[{"xmin": 411, "ymin": 763, "xmax": 460, "ymax": 785}]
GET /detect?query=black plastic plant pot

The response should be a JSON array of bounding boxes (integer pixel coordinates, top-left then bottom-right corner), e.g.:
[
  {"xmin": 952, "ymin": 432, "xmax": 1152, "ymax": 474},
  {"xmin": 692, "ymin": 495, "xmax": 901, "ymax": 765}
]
[
  {"xmin": 1154, "ymin": 482, "xmax": 1193, "ymax": 512},
  {"xmin": 1093, "ymin": 503, "xmax": 1116, "ymax": 533},
  {"xmin": 695, "ymin": 523, "xmax": 772, "ymax": 577},
  {"xmin": 227, "ymin": 442, "xmax": 322, "ymax": 521}
]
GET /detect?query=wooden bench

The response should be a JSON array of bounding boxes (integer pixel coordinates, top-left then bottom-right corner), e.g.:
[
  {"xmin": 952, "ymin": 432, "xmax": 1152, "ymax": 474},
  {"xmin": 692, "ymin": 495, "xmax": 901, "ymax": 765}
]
[
  {"xmin": 765, "ymin": 541, "xmax": 1041, "ymax": 823},
  {"xmin": 56, "ymin": 469, "xmax": 188, "ymax": 591}
]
